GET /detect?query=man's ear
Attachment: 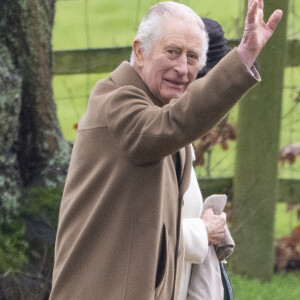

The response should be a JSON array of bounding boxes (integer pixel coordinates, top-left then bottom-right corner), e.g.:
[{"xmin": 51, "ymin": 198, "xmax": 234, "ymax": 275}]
[{"xmin": 132, "ymin": 40, "xmax": 144, "ymax": 67}]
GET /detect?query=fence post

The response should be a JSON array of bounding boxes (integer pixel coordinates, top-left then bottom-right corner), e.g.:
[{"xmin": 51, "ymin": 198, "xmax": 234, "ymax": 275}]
[{"xmin": 230, "ymin": 0, "xmax": 290, "ymax": 281}]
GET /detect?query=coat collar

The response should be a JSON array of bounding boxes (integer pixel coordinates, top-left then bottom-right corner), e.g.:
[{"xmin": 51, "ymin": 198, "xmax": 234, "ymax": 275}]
[{"xmin": 110, "ymin": 61, "xmax": 164, "ymax": 108}]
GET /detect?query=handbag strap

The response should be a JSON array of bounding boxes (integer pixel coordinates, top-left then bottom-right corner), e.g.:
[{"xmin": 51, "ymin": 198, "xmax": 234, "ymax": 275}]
[{"xmin": 220, "ymin": 262, "xmax": 234, "ymax": 300}]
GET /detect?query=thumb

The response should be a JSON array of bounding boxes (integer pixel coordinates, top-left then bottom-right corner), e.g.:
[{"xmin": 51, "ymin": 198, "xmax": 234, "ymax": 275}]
[
  {"xmin": 204, "ymin": 208, "xmax": 214, "ymax": 215},
  {"xmin": 220, "ymin": 212, "xmax": 227, "ymax": 222},
  {"xmin": 201, "ymin": 208, "xmax": 214, "ymax": 219},
  {"xmin": 266, "ymin": 9, "xmax": 283, "ymax": 32}
]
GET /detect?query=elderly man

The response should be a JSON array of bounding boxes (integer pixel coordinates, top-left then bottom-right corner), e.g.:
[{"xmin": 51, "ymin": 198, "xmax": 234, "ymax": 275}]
[{"xmin": 50, "ymin": 1, "xmax": 282, "ymax": 299}]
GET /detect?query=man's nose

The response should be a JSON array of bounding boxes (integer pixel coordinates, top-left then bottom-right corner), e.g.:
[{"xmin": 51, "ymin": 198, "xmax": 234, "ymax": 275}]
[{"xmin": 174, "ymin": 54, "xmax": 188, "ymax": 76}]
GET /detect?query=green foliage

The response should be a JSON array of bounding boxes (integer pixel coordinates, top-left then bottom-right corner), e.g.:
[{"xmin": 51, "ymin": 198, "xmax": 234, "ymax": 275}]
[
  {"xmin": 275, "ymin": 202, "xmax": 300, "ymax": 238},
  {"xmin": 22, "ymin": 186, "xmax": 63, "ymax": 227},
  {"xmin": 0, "ymin": 221, "xmax": 28, "ymax": 271},
  {"xmin": 0, "ymin": 187, "xmax": 63, "ymax": 272},
  {"xmin": 0, "ymin": 186, "xmax": 21, "ymax": 225},
  {"xmin": 229, "ymin": 270, "xmax": 300, "ymax": 300}
]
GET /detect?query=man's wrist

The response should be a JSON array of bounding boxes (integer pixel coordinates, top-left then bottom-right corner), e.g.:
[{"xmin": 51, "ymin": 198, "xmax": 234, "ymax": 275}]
[{"xmin": 237, "ymin": 44, "xmax": 256, "ymax": 71}]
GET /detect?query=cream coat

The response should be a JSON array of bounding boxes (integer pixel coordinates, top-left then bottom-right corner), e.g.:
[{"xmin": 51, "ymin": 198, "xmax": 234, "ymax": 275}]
[
  {"xmin": 50, "ymin": 49, "xmax": 259, "ymax": 300},
  {"xmin": 179, "ymin": 150, "xmax": 208, "ymax": 300}
]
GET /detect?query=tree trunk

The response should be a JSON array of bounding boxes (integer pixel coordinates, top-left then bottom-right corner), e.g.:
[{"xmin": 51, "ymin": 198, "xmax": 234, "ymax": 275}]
[
  {"xmin": 230, "ymin": 0, "xmax": 289, "ymax": 281},
  {"xmin": 0, "ymin": 0, "xmax": 71, "ymax": 222}
]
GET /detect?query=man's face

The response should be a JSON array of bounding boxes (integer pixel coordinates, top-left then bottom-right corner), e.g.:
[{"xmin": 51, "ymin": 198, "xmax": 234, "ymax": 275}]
[{"xmin": 136, "ymin": 18, "xmax": 203, "ymax": 105}]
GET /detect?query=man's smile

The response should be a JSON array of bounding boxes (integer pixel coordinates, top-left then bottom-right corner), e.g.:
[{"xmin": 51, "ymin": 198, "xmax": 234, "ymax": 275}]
[{"xmin": 164, "ymin": 78, "xmax": 188, "ymax": 89}]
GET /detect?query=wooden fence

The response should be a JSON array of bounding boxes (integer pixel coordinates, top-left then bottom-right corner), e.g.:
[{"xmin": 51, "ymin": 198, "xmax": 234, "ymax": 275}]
[
  {"xmin": 199, "ymin": 177, "xmax": 300, "ymax": 204},
  {"xmin": 53, "ymin": 39, "xmax": 300, "ymax": 75}
]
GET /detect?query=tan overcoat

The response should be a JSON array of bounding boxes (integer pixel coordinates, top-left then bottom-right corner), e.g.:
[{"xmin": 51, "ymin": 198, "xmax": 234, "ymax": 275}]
[{"xmin": 50, "ymin": 49, "xmax": 259, "ymax": 300}]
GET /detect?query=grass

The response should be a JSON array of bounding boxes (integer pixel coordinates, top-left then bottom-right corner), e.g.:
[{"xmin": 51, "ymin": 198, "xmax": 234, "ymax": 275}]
[
  {"xmin": 53, "ymin": 72, "xmax": 107, "ymax": 141},
  {"xmin": 229, "ymin": 270, "xmax": 300, "ymax": 300},
  {"xmin": 53, "ymin": 0, "xmax": 245, "ymax": 50}
]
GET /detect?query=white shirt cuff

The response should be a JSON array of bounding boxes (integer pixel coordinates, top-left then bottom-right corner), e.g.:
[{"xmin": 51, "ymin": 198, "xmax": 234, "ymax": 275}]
[{"xmin": 182, "ymin": 218, "xmax": 208, "ymax": 263}]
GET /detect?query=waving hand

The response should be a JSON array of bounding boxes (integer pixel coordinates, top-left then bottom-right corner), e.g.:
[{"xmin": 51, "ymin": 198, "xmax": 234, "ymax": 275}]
[{"xmin": 237, "ymin": 0, "xmax": 283, "ymax": 69}]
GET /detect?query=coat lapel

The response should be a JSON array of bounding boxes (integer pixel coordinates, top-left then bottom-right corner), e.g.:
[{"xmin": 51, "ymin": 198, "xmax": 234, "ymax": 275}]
[{"xmin": 178, "ymin": 145, "xmax": 192, "ymax": 199}]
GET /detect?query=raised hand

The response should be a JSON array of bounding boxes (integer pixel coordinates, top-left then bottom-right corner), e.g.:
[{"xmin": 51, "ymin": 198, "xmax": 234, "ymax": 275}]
[{"xmin": 237, "ymin": 0, "xmax": 283, "ymax": 69}]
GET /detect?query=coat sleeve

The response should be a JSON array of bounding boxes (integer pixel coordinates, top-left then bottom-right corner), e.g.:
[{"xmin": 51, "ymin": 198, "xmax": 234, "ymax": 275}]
[
  {"xmin": 182, "ymin": 218, "xmax": 208, "ymax": 263},
  {"xmin": 106, "ymin": 49, "xmax": 260, "ymax": 165}
]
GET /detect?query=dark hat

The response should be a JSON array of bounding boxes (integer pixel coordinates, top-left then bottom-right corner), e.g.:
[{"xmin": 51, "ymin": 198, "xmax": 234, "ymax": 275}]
[{"xmin": 197, "ymin": 18, "xmax": 228, "ymax": 78}]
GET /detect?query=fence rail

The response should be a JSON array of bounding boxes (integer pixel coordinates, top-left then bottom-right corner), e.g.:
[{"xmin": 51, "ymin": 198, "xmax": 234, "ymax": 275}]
[
  {"xmin": 53, "ymin": 39, "xmax": 300, "ymax": 75},
  {"xmin": 199, "ymin": 178, "xmax": 300, "ymax": 204}
]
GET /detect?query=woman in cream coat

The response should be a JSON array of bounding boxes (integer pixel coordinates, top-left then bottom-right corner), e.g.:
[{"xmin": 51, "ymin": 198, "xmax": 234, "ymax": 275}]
[
  {"xmin": 179, "ymin": 148, "xmax": 208, "ymax": 299},
  {"xmin": 178, "ymin": 18, "xmax": 230, "ymax": 300}
]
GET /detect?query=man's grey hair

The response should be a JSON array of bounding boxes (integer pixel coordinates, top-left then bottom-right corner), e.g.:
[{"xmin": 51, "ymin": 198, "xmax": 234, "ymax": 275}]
[{"xmin": 129, "ymin": 1, "xmax": 209, "ymax": 70}]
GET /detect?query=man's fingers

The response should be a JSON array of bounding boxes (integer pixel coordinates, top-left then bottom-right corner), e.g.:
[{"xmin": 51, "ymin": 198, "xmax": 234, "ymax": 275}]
[
  {"xmin": 220, "ymin": 212, "xmax": 227, "ymax": 222},
  {"xmin": 257, "ymin": 6, "xmax": 264, "ymax": 23},
  {"xmin": 247, "ymin": 0, "xmax": 259, "ymax": 24},
  {"xmin": 258, "ymin": 0, "xmax": 264, "ymax": 10},
  {"xmin": 267, "ymin": 10, "xmax": 283, "ymax": 32},
  {"xmin": 210, "ymin": 232, "xmax": 226, "ymax": 245},
  {"xmin": 247, "ymin": 0, "xmax": 257, "ymax": 10}
]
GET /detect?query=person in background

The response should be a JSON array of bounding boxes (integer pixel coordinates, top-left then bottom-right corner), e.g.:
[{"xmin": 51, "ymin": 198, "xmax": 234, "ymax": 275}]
[
  {"xmin": 179, "ymin": 18, "xmax": 234, "ymax": 300},
  {"xmin": 50, "ymin": 1, "xmax": 282, "ymax": 299},
  {"xmin": 196, "ymin": 18, "xmax": 230, "ymax": 79}
]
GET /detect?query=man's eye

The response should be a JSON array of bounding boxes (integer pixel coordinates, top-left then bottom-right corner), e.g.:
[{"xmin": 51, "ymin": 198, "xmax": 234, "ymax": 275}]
[
  {"xmin": 187, "ymin": 53, "xmax": 198, "ymax": 60},
  {"xmin": 187, "ymin": 53, "xmax": 199, "ymax": 64},
  {"xmin": 167, "ymin": 49, "xmax": 179, "ymax": 59}
]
